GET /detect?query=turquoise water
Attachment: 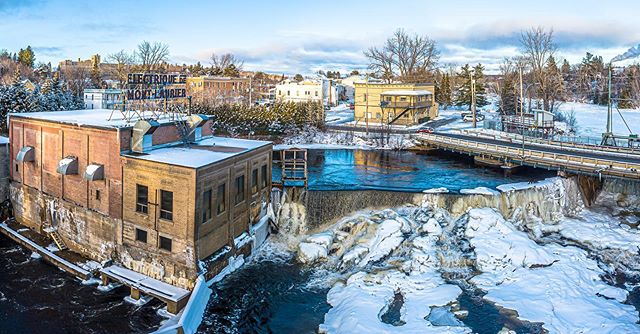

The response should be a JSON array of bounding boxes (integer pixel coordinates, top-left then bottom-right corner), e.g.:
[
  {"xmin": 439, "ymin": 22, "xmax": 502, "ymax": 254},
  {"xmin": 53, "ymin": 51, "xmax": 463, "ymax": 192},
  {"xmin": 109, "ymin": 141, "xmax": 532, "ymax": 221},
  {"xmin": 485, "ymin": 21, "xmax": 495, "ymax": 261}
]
[{"xmin": 275, "ymin": 149, "xmax": 554, "ymax": 192}]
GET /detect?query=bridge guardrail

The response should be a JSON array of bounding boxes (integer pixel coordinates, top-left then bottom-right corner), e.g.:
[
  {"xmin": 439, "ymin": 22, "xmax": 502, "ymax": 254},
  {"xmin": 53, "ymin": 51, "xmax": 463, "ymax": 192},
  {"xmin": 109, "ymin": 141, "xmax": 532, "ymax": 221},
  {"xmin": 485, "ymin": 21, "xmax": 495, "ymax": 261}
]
[{"xmin": 417, "ymin": 133, "xmax": 640, "ymax": 180}]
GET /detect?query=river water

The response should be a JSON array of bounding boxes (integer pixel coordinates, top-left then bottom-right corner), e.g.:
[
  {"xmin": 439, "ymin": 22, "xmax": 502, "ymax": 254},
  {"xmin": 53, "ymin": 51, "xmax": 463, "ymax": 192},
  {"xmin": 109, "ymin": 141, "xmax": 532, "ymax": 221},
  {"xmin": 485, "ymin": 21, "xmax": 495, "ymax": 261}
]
[
  {"xmin": 275, "ymin": 149, "xmax": 553, "ymax": 192},
  {"xmin": 0, "ymin": 149, "xmax": 576, "ymax": 334}
]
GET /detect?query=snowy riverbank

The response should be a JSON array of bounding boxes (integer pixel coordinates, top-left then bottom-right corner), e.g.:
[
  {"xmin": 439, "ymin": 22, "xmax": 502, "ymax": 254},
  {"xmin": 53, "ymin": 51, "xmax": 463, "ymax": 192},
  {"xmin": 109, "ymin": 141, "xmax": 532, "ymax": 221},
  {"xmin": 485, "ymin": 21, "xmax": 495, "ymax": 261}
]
[{"xmin": 289, "ymin": 176, "xmax": 640, "ymax": 333}]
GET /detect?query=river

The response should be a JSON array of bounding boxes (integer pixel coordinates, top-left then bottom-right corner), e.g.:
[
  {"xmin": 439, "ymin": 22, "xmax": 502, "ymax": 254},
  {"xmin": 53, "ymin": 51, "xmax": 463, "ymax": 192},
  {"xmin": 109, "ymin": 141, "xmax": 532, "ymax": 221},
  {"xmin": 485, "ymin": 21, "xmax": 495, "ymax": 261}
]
[{"xmin": 0, "ymin": 149, "xmax": 578, "ymax": 334}]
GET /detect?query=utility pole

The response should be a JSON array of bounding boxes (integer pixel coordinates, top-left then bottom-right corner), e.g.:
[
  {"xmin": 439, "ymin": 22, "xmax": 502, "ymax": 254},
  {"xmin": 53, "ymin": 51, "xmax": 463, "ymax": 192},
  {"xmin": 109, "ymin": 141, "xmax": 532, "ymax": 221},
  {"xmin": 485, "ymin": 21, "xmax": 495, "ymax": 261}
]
[
  {"xmin": 519, "ymin": 66, "xmax": 525, "ymax": 159},
  {"xmin": 471, "ymin": 72, "xmax": 476, "ymax": 128},
  {"xmin": 602, "ymin": 63, "xmax": 614, "ymax": 146},
  {"xmin": 365, "ymin": 74, "xmax": 369, "ymax": 135}
]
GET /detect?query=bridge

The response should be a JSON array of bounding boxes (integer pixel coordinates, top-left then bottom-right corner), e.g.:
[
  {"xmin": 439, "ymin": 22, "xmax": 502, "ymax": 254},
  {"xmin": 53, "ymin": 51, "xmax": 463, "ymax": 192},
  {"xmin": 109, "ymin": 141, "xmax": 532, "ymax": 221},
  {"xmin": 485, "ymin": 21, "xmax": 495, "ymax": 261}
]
[{"xmin": 416, "ymin": 131, "xmax": 640, "ymax": 180}]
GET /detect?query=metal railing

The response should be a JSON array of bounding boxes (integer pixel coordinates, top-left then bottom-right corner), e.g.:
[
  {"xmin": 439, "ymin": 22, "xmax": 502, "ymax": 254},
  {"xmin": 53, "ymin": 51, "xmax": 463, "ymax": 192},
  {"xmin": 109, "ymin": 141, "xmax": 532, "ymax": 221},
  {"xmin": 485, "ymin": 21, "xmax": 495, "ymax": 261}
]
[{"xmin": 417, "ymin": 133, "xmax": 640, "ymax": 180}]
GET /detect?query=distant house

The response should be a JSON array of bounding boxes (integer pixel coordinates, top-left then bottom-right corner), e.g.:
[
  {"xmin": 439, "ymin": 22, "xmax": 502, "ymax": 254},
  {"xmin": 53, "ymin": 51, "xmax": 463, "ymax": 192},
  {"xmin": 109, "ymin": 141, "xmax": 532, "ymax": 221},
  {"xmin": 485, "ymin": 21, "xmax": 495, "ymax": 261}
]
[
  {"xmin": 275, "ymin": 79, "xmax": 340, "ymax": 106},
  {"xmin": 339, "ymin": 75, "xmax": 367, "ymax": 102},
  {"xmin": 354, "ymin": 82, "xmax": 438, "ymax": 126},
  {"xmin": 21, "ymin": 79, "xmax": 36, "ymax": 92},
  {"xmin": 501, "ymin": 108, "xmax": 555, "ymax": 138},
  {"xmin": 83, "ymin": 88, "xmax": 123, "ymax": 109}
]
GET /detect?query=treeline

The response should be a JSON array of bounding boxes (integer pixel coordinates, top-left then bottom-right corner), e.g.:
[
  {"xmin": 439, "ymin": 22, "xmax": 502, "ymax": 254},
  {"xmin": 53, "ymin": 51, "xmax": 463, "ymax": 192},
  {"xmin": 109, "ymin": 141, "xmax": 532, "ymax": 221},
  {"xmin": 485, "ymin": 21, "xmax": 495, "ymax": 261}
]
[
  {"xmin": 434, "ymin": 63, "xmax": 489, "ymax": 110},
  {"xmin": 192, "ymin": 101, "xmax": 324, "ymax": 136},
  {"xmin": 0, "ymin": 69, "xmax": 82, "ymax": 133}
]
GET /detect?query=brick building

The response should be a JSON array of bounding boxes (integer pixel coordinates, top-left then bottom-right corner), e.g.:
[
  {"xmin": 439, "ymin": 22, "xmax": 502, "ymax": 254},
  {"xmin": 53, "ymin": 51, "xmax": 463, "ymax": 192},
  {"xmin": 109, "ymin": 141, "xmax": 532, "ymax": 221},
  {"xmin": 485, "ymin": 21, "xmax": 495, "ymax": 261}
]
[
  {"xmin": 8, "ymin": 109, "xmax": 272, "ymax": 289},
  {"xmin": 186, "ymin": 76, "xmax": 251, "ymax": 105}
]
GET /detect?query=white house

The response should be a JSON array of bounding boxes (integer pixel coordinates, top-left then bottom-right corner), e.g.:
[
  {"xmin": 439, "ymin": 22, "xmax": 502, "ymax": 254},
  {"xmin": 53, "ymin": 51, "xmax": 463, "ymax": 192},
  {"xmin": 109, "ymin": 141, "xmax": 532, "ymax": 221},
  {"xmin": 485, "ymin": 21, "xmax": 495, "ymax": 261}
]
[
  {"xmin": 83, "ymin": 89, "xmax": 123, "ymax": 109},
  {"xmin": 275, "ymin": 79, "xmax": 341, "ymax": 106},
  {"xmin": 339, "ymin": 75, "xmax": 366, "ymax": 102}
]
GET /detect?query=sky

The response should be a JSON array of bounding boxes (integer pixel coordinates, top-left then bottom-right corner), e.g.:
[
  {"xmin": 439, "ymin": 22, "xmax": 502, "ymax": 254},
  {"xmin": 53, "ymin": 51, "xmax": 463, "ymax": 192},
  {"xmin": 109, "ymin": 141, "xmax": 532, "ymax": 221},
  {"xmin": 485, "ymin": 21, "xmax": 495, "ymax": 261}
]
[{"xmin": 1, "ymin": 0, "xmax": 639, "ymax": 75}]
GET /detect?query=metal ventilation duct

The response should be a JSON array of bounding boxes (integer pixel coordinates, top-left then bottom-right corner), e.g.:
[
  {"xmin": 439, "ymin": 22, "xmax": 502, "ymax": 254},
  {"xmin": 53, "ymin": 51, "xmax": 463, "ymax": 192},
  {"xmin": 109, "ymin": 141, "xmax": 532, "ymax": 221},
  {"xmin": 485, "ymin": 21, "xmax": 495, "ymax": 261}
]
[
  {"xmin": 84, "ymin": 164, "xmax": 104, "ymax": 181},
  {"xmin": 132, "ymin": 119, "xmax": 160, "ymax": 153},
  {"xmin": 185, "ymin": 114, "xmax": 209, "ymax": 142},
  {"xmin": 57, "ymin": 156, "xmax": 78, "ymax": 175},
  {"xmin": 16, "ymin": 146, "xmax": 35, "ymax": 162}
]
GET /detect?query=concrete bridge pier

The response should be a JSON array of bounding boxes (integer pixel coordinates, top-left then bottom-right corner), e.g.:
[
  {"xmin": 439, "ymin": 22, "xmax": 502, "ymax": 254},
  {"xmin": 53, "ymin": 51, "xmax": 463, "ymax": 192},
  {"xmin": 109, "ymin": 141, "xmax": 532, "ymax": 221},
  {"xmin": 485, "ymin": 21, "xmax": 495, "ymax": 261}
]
[{"xmin": 473, "ymin": 156, "xmax": 520, "ymax": 175}]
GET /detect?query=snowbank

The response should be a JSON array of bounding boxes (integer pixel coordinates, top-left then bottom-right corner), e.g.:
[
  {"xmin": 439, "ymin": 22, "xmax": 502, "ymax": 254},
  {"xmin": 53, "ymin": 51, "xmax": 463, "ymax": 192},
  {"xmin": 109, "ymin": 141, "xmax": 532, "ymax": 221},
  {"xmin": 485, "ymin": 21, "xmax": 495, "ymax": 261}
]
[
  {"xmin": 465, "ymin": 208, "xmax": 639, "ymax": 333},
  {"xmin": 459, "ymin": 187, "xmax": 500, "ymax": 196}
]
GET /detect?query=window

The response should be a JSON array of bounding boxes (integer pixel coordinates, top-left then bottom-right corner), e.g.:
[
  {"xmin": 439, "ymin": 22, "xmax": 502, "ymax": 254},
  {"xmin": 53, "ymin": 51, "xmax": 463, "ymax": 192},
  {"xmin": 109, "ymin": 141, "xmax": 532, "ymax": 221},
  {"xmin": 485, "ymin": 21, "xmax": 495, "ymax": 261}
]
[
  {"xmin": 135, "ymin": 228, "xmax": 147, "ymax": 243},
  {"xmin": 400, "ymin": 97, "xmax": 407, "ymax": 102},
  {"xmin": 136, "ymin": 184, "xmax": 148, "ymax": 214},
  {"xmin": 261, "ymin": 165, "xmax": 268, "ymax": 188},
  {"xmin": 202, "ymin": 189, "xmax": 212, "ymax": 223},
  {"xmin": 216, "ymin": 183, "xmax": 226, "ymax": 214},
  {"xmin": 363, "ymin": 94, "xmax": 367, "ymax": 102},
  {"xmin": 159, "ymin": 236, "xmax": 172, "ymax": 252},
  {"xmin": 15, "ymin": 164, "xmax": 18, "ymax": 173},
  {"xmin": 95, "ymin": 189, "xmax": 101, "ymax": 201},
  {"xmin": 376, "ymin": 112, "xmax": 381, "ymax": 119},
  {"xmin": 251, "ymin": 169, "xmax": 258, "ymax": 193},
  {"xmin": 385, "ymin": 96, "xmax": 392, "ymax": 102},
  {"xmin": 235, "ymin": 175, "xmax": 245, "ymax": 204},
  {"xmin": 160, "ymin": 190, "xmax": 173, "ymax": 221},
  {"xmin": 287, "ymin": 90, "xmax": 290, "ymax": 96}
]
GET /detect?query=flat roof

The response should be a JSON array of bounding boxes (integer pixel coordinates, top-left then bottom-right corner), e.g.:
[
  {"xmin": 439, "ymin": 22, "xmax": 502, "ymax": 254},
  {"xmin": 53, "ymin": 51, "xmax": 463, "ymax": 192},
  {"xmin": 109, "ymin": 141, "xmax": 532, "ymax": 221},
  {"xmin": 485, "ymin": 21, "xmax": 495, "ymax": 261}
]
[
  {"xmin": 381, "ymin": 90, "xmax": 432, "ymax": 96},
  {"xmin": 9, "ymin": 109, "xmax": 184, "ymax": 129},
  {"xmin": 124, "ymin": 136, "xmax": 271, "ymax": 168}
]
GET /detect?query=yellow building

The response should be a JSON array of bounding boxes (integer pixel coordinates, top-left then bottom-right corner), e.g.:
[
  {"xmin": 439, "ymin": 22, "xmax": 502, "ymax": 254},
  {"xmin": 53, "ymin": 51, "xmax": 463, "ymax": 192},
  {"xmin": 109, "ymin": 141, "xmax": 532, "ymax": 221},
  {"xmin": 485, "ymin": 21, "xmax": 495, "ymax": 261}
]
[{"xmin": 354, "ymin": 82, "xmax": 438, "ymax": 126}]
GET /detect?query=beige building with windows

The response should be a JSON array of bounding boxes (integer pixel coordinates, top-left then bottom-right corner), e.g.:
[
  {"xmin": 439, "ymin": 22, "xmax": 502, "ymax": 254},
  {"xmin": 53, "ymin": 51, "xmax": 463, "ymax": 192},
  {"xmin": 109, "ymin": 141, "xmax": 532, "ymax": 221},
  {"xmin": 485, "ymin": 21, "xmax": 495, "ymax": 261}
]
[
  {"xmin": 8, "ymin": 109, "xmax": 272, "ymax": 293},
  {"xmin": 354, "ymin": 82, "xmax": 438, "ymax": 126}
]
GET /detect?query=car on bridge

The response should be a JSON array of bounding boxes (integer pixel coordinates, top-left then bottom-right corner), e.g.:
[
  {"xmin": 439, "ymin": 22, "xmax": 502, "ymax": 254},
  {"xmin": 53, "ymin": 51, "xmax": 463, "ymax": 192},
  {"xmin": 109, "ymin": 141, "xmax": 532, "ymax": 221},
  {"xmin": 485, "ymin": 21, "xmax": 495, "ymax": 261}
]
[{"xmin": 416, "ymin": 127, "xmax": 434, "ymax": 134}]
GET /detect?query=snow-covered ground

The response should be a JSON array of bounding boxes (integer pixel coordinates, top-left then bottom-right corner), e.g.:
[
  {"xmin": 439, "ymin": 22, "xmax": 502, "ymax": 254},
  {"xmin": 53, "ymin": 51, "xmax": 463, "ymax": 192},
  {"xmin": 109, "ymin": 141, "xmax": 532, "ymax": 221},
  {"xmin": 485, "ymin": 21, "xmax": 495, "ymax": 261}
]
[
  {"xmin": 556, "ymin": 101, "xmax": 640, "ymax": 139},
  {"xmin": 325, "ymin": 104, "xmax": 354, "ymax": 125},
  {"xmin": 289, "ymin": 177, "xmax": 640, "ymax": 333}
]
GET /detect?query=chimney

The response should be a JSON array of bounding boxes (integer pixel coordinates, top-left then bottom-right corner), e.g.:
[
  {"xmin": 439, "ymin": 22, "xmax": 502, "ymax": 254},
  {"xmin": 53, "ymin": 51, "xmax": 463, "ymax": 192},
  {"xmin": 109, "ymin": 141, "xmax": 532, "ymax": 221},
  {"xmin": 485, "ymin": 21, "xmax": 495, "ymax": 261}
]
[{"xmin": 131, "ymin": 119, "xmax": 160, "ymax": 153}]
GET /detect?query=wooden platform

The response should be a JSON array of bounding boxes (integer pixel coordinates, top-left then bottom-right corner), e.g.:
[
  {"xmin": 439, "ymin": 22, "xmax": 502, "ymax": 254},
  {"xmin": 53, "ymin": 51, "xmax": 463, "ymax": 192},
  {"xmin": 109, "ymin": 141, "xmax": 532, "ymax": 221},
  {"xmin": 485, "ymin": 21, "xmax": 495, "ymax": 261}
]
[
  {"xmin": 100, "ymin": 265, "xmax": 190, "ymax": 314},
  {"xmin": 0, "ymin": 222, "xmax": 90, "ymax": 280}
]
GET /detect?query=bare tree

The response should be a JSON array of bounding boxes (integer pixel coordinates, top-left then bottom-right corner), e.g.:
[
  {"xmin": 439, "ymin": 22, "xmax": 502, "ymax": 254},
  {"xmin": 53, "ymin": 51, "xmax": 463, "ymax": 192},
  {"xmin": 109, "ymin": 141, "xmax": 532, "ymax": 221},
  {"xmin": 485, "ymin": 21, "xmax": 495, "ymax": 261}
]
[
  {"xmin": 107, "ymin": 49, "xmax": 135, "ymax": 86},
  {"xmin": 136, "ymin": 41, "xmax": 169, "ymax": 72},
  {"xmin": 364, "ymin": 28, "xmax": 440, "ymax": 83},
  {"xmin": 519, "ymin": 27, "xmax": 557, "ymax": 111},
  {"xmin": 210, "ymin": 53, "xmax": 244, "ymax": 74},
  {"xmin": 60, "ymin": 65, "xmax": 91, "ymax": 97}
]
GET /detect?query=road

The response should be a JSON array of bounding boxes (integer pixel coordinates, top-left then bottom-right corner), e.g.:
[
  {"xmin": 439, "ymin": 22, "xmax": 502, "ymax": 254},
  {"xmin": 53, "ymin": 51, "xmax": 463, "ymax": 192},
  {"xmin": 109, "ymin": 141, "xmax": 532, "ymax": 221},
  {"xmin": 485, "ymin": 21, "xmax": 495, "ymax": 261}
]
[{"xmin": 436, "ymin": 132, "xmax": 640, "ymax": 164}]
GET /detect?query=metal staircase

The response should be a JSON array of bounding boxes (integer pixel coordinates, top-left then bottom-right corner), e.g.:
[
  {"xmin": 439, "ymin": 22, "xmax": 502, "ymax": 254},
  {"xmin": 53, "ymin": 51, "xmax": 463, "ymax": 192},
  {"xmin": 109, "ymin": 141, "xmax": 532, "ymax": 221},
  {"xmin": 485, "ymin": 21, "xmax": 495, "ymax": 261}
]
[{"xmin": 43, "ymin": 224, "xmax": 67, "ymax": 251}]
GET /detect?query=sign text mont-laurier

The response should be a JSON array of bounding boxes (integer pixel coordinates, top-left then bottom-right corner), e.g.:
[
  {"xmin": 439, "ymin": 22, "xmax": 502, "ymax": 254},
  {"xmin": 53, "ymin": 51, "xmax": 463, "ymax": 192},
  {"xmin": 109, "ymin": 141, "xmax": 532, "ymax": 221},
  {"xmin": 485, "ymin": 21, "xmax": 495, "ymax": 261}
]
[{"xmin": 126, "ymin": 73, "xmax": 187, "ymax": 101}]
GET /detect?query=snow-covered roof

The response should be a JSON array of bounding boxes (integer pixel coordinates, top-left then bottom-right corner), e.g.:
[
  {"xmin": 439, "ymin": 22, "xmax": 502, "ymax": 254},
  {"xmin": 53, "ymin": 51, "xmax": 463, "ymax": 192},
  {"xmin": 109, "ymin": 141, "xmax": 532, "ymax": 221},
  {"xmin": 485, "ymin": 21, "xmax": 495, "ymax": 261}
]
[
  {"xmin": 380, "ymin": 90, "xmax": 432, "ymax": 96},
  {"xmin": 125, "ymin": 136, "xmax": 271, "ymax": 168},
  {"xmin": 9, "ymin": 109, "xmax": 183, "ymax": 129}
]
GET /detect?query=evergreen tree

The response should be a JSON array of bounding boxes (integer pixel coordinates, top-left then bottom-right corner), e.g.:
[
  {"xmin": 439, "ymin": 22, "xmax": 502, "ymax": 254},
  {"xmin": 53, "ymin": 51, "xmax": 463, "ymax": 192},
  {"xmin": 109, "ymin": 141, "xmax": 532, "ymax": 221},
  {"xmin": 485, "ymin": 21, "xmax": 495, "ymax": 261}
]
[
  {"xmin": 435, "ymin": 73, "xmax": 452, "ymax": 109},
  {"xmin": 10, "ymin": 68, "xmax": 31, "ymax": 113},
  {"xmin": 473, "ymin": 64, "xmax": 488, "ymax": 107},
  {"xmin": 294, "ymin": 74, "xmax": 304, "ymax": 82},
  {"xmin": 17, "ymin": 46, "xmax": 35, "ymax": 68},
  {"xmin": 455, "ymin": 64, "xmax": 473, "ymax": 109},
  {"xmin": 498, "ymin": 73, "xmax": 519, "ymax": 115},
  {"xmin": 90, "ymin": 60, "xmax": 102, "ymax": 88}
]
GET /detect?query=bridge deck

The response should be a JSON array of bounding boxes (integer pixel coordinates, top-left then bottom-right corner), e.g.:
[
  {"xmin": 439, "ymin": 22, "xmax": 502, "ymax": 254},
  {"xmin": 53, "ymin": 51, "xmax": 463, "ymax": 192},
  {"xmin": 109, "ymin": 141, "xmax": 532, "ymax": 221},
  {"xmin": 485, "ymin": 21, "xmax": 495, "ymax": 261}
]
[{"xmin": 417, "ymin": 132, "xmax": 640, "ymax": 180}]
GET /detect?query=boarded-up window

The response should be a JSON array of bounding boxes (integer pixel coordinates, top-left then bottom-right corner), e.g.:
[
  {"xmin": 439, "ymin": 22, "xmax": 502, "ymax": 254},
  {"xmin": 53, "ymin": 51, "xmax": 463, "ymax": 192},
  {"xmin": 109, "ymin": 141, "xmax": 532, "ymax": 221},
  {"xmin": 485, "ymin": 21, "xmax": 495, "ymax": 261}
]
[
  {"xmin": 159, "ymin": 236, "xmax": 172, "ymax": 252},
  {"xmin": 261, "ymin": 165, "xmax": 268, "ymax": 188},
  {"xmin": 217, "ymin": 183, "xmax": 226, "ymax": 215},
  {"xmin": 136, "ymin": 184, "xmax": 148, "ymax": 214},
  {"xmin": 160, "ymin": 190, "xmax": 173, "ymax": 221},
  {"xmin": 235, "ymin": 175, "xmax": 245, "ymax": 204},
  {"xmin": 202, "ymin": 189, "xmax": 212, "ymax": 223},
  {"xmin": 135, "ymin": 228, "xmax": 147, "ymax": 243},
  {"xmin": 251, "ymin": 169, "xmax": 258, "ymax": 194}
]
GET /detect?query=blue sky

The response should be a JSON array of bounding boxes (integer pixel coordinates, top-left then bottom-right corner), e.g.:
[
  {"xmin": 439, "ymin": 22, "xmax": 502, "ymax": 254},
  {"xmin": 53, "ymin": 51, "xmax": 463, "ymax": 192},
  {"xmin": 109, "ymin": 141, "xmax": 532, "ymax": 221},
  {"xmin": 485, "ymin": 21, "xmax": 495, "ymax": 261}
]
[{"xmin": 1, "ymin": 0, "xmax": 639, "ymax": 74}]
